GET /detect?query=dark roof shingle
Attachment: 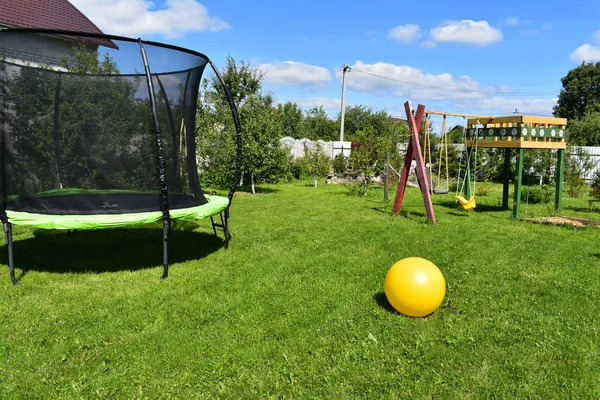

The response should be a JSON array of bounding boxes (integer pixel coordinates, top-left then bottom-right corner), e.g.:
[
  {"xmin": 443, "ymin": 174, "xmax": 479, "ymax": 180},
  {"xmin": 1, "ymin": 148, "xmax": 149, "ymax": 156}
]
[{"xmin": 0, "ymin": 0, "xmax": 104, "ymax": 33}]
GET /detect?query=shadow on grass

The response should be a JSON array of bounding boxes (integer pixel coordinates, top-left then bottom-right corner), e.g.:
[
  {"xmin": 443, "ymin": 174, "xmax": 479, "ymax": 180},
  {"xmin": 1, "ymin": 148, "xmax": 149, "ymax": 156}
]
[
  {"xmin": 562, "ymin": 205, "xmax": 597, "ymax": 214},
  {"xmin": 435, "ymin": 199, "xmax": 506, "ymax": 213},
  {"xmin": 2, "ymin": 226, "xmax": 225, "ymax": 278},
  {"xmin": 373, "ymin": 292, "xmax": 398, "ymax": 314},
  {"xmin": 234, "ymin": 185, "xmax": 279, "ymax": 195}
]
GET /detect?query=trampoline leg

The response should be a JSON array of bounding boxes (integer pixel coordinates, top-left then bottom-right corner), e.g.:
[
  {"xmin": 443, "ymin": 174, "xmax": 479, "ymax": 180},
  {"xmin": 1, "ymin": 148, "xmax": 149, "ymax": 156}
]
[
  {"xmin": 3, "ymin": 222, "xmax": 18, "ymax": 285},
  {"xmin": 210, "ymin": 209, "xmax": 231, "ymax": 248},
  {"xmin": 210, "ymin": 216, "xmax": 218, "ymax": 237},
  {"xmin": 161, "ymin": 220, "xmax": 169, "ymax": 279},
  {"xmin": 222, "ymin": 209, "xmax": 231, "ymax": 249}
]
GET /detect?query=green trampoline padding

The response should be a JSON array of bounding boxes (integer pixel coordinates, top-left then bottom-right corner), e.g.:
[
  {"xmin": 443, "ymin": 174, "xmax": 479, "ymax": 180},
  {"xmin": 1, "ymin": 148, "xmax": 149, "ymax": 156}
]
[{"xmin": 5, "ymin": 195, "xmax": 230, "ymax": 230}]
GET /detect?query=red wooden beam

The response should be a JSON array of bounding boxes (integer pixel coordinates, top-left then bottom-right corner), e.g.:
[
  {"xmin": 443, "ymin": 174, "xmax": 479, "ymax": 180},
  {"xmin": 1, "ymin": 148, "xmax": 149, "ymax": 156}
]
[{"xmin": 392, "ymin": 102, "xmax": 436, "ymax": 223}]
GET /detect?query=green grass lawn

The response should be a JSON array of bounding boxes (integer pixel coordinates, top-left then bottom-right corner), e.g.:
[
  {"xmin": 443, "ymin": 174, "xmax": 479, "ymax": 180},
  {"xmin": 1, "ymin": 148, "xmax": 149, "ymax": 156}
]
[{"xmin": 0, "ymin": 181, "xmax": 599, "ymax": 398}]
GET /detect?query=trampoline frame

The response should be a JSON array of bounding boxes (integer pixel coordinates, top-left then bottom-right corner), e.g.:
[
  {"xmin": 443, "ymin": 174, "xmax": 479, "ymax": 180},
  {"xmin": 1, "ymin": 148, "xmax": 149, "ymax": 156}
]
[{"xmin": 0, "ymin": 28, "xmax": 243, "ymax": 284}]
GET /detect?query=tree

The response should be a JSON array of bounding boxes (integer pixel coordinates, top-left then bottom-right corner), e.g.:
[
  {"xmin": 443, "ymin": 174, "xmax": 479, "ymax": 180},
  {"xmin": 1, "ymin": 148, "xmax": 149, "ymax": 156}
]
[
  {"xmin": 348, "ymin": 118, "xmax": 409, "ymax": 195},
  {"xmin": 239, "ymin": 94, "xmax": 290, "ymax": 193},
  {"xmin": 300, "ymin": 106, "xmax": 338, "ymax": 141},
  {"xmin": 196, "ymin": 56, "xmax": 291, "ymax": 194},
  {"xmin": 3, "ymin": 44, "xmax": 150, "ymax": 194},
  {"xmin": 300, "ymin": 143, "xmax": 331, "ymax": 187},
  {"xmin": 564, "ymin": 112, "xmax": 600, "ymax": 146},
  {"xmin": 554, "ymin": 62, "xmax": 600, "ymax": 121},
  {"xmin": 341, "ymin": 105, "xmax": 392, "ymax": 142},
  {"xmin": 447, "ymin": 125, "xmax": 466, "ymax": 143},
  {"xmin": 278, "ymin": 101, "xmax": 303, "ymax": 138}
]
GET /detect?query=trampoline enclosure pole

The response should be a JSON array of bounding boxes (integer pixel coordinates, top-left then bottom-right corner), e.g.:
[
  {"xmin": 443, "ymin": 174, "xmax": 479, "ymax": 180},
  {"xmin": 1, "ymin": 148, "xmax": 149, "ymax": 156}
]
[{"xmin": 139, "ymin": 39, "xmax": 170, "ymax": 279}]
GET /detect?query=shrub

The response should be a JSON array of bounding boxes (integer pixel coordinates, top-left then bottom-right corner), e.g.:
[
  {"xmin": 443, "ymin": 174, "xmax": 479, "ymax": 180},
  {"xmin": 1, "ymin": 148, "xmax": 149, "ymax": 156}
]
[
  {"xmin": 476, "ymin": 183, "xmax": 490, "ymax": 197},
  {"xmin": 332, "ymin": 153, "xmax": 347, "ymax": 174},
  {"xmin": 590, "ymin": 171, "xmax": 600, "ymax": 199},
  {"xmin": 521, "ymin": 184, "xmax": 553, "ymax": 204},
  {"xmin": 565, "ymin": 173, "xmax": 587, "ymax": 198}
]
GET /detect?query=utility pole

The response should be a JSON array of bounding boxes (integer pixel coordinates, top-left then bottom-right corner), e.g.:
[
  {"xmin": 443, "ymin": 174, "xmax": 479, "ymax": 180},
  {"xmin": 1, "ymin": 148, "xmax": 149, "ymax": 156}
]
[{"xmin": 339, "ymin": 64, "xmax": 350, "ymax": 141}]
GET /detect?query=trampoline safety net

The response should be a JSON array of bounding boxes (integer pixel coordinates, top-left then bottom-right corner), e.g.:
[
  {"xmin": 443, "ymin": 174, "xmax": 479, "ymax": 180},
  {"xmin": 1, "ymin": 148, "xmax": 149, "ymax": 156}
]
[{"xmin": 0, "ymin": 29, "xmax": 213, "ymax": 216}]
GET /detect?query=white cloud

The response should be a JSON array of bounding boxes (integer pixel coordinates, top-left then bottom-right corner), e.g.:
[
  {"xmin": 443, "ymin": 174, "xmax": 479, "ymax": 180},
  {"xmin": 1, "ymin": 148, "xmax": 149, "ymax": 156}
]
[
  {"xmin": 504, "ymin": 17, "xmax": 519, "ymax": 26},
  {"xmin": 258, "ymin": 61, "xmax": 332, "ymax": 88},
  {"xmin": 336, "ymin": 61, "xmax": 495, "ymax": 101},
  {"xmin": 569, "ymin": 44, "xmax": 600, "ymax": 63},
  {"xmin": 387, "ymin": 24, "xmax": 422, "ymax": 43},
  {"xmin": 70, "ymin": 0, "xmax": 230, "ymax": 38},
  {"xmin": 455, "ymin": 98, "xmax": 557, "ymax": 116},
  {"xmin": 293, "ymin": 97, "xmax": 341, "ymax": 111},
  {"xmin": 430, "ymin": 20, "xmax": 503, "ymax": 46}
]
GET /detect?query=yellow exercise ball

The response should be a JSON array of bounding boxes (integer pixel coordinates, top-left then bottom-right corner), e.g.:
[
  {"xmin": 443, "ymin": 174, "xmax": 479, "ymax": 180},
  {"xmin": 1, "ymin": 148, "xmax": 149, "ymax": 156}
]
[{"xmin": 384, "ymin": 257, "xmax": 446, "ymax": 317}]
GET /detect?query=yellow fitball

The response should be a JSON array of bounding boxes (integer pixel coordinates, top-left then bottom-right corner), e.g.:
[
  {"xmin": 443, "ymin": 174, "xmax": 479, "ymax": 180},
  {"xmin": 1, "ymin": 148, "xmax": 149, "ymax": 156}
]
[{"xmin": 384, "ymin": 257, "xmax": 446, "ymax": 317}]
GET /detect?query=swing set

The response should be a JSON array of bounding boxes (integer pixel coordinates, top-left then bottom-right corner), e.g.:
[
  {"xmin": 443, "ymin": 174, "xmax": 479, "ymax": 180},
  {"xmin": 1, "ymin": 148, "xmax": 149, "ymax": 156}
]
[
  {"xmin": 392, "ymin": 103, "xmax": 567, "ymax": 221},
  {"xmin": 421, "ymin": 111, "xmax": 490, "ymax": 210}
]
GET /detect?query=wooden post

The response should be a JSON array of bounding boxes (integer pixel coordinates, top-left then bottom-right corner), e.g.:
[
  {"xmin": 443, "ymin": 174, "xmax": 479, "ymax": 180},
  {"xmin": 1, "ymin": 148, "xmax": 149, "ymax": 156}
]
[
  {"xmin": 502, "ymin": 148, "xmax": 511, "ymax": 210},
  {"xmin": 555, "ymin": 148, "xmax": 565, "ymax": 211},
  {"xmin": 513, "ymin": 148, "xmax": 524, "ymax": 218},
  {"xmin": 384, "ymin": 151, "xmax": 389, "ymax": 202},
  {"xmin": 392, "ymin": 102, "xmax": 436, "ymax": 223},
  {"xmin": 393, "ymin": 104, "xmax": 425, "ymax": 215}
]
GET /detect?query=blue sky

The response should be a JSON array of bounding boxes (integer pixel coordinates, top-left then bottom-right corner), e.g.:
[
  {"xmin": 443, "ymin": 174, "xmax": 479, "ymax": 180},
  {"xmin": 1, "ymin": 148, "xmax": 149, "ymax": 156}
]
[{"xmin": 73, "ymin": 0, "xmax": 600, "ymax": 130}]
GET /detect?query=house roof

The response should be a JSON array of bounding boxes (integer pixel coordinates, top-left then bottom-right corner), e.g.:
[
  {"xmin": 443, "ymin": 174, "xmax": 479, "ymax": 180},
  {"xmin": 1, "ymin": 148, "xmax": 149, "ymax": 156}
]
[
  {"xmin": 0, "ymin": 0, "xmax": 104, "ymax": 33},
  {"xmin": 0, "ymin": 0, "xmax": 118, "ymax": 49}
]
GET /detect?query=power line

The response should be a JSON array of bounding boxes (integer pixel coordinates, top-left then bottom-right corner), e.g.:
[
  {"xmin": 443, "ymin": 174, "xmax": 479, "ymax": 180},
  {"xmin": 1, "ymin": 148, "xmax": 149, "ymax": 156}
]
[{"xmin": 350, "ymin": 68, "xmax": 558, "ymax": 97}]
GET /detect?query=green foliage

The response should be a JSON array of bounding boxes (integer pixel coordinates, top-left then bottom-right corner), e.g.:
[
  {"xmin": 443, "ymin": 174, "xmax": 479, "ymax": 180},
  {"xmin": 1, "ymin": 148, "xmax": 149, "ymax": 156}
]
[
  {"xmin": 565, "ymin": 112, "xmax": 600, "ymax": 146},
  {"xmin": 299, "ymin": 143, "xmax": 331, "ymax": 187},
  {"xmin": 590, "ymin": 170, "xmax": 600, "ymax": 199},
  {"xmin": 565, "ymin": 174, "xmax": 588, "ymax": 198},
  {"xmin": 565, "ymin": 145, "xmax": 595, "ymax": 181},
  {"xmin": 60, "ymin": 44, "xmax": 120, "ymax": 74},
  {"xmin": 332, "ymin": 153, "xmax": 347, "ymax": 174},
  {"xmin": 554, "ymin": 61, "xmax": 600, "ymax": 121},
  {"xmin": 278, "ymin": 101, "xmax": 303, "ymax": 138},
  {"xmin": 216, "ymin": 56, "xmax": 264, "ymax": 105},
  {"xmin": 476, "ymin": 183, "xmax": 490, "ymax": 196},
  {"xmin": 522, "ymin": 184, "xmax": 553, "ymax": 204},
  {"xmin": 299, "ymin": 106, "xmax": 338, "ymax": 141},
  {"xmin": 342, "ymin": 105, "xmax": 392, "ymax": 141},
  {"xmin": 447, "ymin": 124, "xmax": 466, "ymax": 143},
  {"xmin": 349, "ymin": 124, "xmax": 405, "ymax": 195},
  {"xmin": 522, "ymin": 149, "xmax": 556, "ymax": 185},
  {"xmin": 344, "ymin": 106, "xmax": 409, "ymax": 195},
  {"xmin": 196, "ymin": 56, "xmax": 291, "ymax": 193},
  {"xmin": 3, "ymin": 44, "xmax": 152, "ymax": 194}
]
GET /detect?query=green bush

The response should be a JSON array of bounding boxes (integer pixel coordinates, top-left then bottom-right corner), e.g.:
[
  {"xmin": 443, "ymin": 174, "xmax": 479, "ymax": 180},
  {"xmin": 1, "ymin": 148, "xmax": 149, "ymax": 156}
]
[
  {"xmin": 476, "ymin": 183, "xmax": 490, "ymax": 197},
  {"xmin": 521, "ymin": 185, "xmax": 553, "ymax": 204},
  {"xmin": 590, "ymin": 171, "xmax": 600, "ymax": 199},
  {"xmin": 565, "ymin": 173, "xmax": 587, "ymax": 198},
  {"xmin": 332, "ymin": 153, "xmax": 347, "ymax": 174}
]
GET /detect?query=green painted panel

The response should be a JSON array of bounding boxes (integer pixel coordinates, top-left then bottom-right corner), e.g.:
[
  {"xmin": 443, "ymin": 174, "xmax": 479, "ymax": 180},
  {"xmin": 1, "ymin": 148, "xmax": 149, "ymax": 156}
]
[{"xmin": 467, "ymin": 127, "xmax": 566, "ymax": 139}]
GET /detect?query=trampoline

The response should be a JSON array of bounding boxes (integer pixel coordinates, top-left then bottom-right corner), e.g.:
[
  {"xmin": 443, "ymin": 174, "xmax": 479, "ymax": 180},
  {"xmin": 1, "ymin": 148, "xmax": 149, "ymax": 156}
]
[{"xmin": 0, "ymin": 29, "xmax": 242, "ymax": 284}]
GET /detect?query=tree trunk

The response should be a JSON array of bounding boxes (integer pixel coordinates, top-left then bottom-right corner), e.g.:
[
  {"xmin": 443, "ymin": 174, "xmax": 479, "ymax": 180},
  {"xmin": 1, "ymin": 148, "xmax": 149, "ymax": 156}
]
[
  {"xmin": 251, "ymin": 173, "xmax": 256, "ymax": 194},
  {"xmin": 239, "ymin": 171, "xmax": 244, "ymax": 186},
  {"xmin": 313, "ymin": 175, "xmax": 318, "ymax": 188}
]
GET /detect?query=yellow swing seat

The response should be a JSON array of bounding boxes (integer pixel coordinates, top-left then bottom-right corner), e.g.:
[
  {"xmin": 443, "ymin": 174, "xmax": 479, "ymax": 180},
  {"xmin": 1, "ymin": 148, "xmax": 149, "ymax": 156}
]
[{"xmin": 454, "ymin": 195, "xmax": 476, "ymax": 210}]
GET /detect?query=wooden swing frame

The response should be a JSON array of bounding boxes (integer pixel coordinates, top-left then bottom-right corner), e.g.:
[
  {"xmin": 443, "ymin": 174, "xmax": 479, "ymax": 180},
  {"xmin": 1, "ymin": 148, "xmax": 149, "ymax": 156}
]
[{"xmin": 392, "ymin": 102, "xmax": 436, "ymax": 223}]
